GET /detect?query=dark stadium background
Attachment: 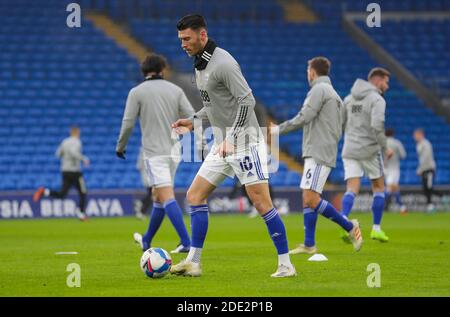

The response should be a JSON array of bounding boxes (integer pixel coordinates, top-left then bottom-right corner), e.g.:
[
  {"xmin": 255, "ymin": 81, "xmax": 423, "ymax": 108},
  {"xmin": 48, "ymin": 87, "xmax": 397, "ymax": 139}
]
[{"xmin": 1, "ymin": 0, "xmax": 449, "ymax": 218}]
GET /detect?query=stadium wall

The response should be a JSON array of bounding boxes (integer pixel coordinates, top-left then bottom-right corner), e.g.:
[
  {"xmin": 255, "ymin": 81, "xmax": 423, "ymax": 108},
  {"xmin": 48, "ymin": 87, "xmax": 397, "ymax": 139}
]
[{"xmin": 1, "ymin": 188, "xmax": 449, "ymax": 219}]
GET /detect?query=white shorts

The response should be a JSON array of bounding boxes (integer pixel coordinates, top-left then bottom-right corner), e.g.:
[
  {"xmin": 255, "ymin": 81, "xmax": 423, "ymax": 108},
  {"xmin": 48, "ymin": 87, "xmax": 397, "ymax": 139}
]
[
  {"xmin": 343, "ymin": 152, "xmax": 384, "ymax": 181},
  {"xmin": 300, "ymin": 158, "xmax": 331, "ymax": 194},
  {"xmin": 198, "ymin": 144, "xmax": 269, "ymax": 187},
  {"xmin": 143, "ymin": 155, "xmax": 180, "ymax": 188},
  {"xmin": 385, "ymin": 168, "xmax": 400, "ymax": 185}
]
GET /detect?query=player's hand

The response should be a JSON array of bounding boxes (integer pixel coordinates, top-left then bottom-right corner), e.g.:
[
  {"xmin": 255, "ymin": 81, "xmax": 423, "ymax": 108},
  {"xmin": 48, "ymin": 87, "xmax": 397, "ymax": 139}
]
[
  {"xmin": 83, "ymin": 158, "xmax": 90, "ymax": 167},
  {"xmin": 116, "ymin": 150, "xmax": 126, "ymax": 159},
  {"xmin": 172, "ymin": 119, "xmax": 193, "ymax": 135},
  {"xmin": 214, "ymin": 140, "xmax": 235, "ymax": 158},
  {"xmin": 385, "ymin": 148, "xmax": 394, "ymax": 160}
]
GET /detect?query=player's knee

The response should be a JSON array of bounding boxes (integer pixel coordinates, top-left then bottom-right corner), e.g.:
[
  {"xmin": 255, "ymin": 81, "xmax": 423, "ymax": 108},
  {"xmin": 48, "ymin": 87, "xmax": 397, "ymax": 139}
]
[
  {"xmin": 372, "ymin": 178, "xmax": 385, "ymax": 193},
  {"xmin": 186, "ymin": 189, "xmax": 206, "ymax": 205},
  {"xmin": 302, "ymin": 191, "xmax": 320, "ymax": 209},
  {"xmin": 346, "ymin": 181, "xmax": 360, "ymax": 195},
  {"xmin": 247, "ymin": 190, "xmax": 272, "ymax": 212},
  {"xmin": 252, "ymin": 198, "xmax": 272, "ymax": 213},
  {"xmin": 151, "ymin": 190, "xmax": 158, "ymax": 202}
]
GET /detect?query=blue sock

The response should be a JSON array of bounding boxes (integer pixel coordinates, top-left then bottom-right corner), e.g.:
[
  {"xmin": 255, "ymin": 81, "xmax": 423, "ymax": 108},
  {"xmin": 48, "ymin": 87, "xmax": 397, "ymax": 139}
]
[
  {"xmin": 189, "ymin": 204, "xmax": 209, "ymax": 248},
  {"xmin": 317, "ymin": 199, "xmax": 353, "ymax": 232},
  {"xmin": 341, "ymin": 191, "xmax": 355, "ymax": 218},
  {"xmin": 394, "ymin": 191, "xmax": 403, "ymax": 206},
  {"xmin": 303, "ymin": 208, "xmax": 318, "ymax": 247},
  {"xmin": 262, "ymin": 208, "xmax": 289, "ymax": 254},
  {"xmin": 164, "ymin": 199, "xmax": 191, "ymax": 247},
  {"xmin": 385, "ymin": 190, "xmax": 392, "ymax": 205},
  {"xmin": 143, "ymin": 202, "xmax": 165, "ymax": 247},
  {"xmin": 372, "ymin": 192, "xmax": 385, "ymax": 225}
]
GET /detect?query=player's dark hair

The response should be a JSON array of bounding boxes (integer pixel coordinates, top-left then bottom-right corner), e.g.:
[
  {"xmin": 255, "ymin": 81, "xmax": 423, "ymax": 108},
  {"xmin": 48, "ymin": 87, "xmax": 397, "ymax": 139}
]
[
  {"xmin": 308, "ymin": 57, "xmax": 331, "ymax": 76},
  {"xmin": 141, "ymin": 54, "xmax": 167, "ymax": 76},
  {"xmin": 386, "ymin": 128, "xmax": 395, "ymax": 137},
  {"xmin": 368, "ymin": 67, "xmax": 390, "ymax": 80},
  {"xmin": 176, "ymin": 14, "xmax": 207, "ymax": 31}
]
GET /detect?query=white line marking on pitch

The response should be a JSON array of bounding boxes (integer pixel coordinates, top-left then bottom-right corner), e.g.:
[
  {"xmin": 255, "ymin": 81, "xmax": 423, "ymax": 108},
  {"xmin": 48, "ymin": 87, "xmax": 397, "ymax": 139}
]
[{"xmin": 55, "ymin": 252, "xmax": 79, "ymax": 255}]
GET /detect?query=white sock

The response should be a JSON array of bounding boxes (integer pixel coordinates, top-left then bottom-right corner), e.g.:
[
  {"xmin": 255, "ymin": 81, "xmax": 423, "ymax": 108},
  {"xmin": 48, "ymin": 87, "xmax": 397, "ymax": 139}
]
[
  {"xmin": 186, "ymin": 247, "xmax": 202, "ymax": 264},
  {"xmin": 278, "ymin": 253, "xmax": 291, "ymax": 267},
  {"xmin": 44, "ymin": 188, "xmax": 50, "ymax": 196},
  {"xmin": 372, "ymin": 224, "xmax": 381, "ymax": 231}
]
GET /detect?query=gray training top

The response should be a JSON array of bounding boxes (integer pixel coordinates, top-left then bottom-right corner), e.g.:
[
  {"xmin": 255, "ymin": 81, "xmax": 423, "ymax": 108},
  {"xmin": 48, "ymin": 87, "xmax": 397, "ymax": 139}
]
[
  {"xmin": 116, "ymin": 78, "xmax": 195, "ymax": 158},
  {"xmin": 278, "ymin": 76, "xmax": 344, "ymax": 168},
  {"xmin": 56, "ymin": 136, "xmax": 88, "ymax": 172},
  {"xmin": 191, "ymin": 47, "xmax": 263, "ymax": 149},
  {"xmin": 342, "ymin": 79, "xmax": 387, "ymax": 160},
  {"xmin": 385, "ymin": 136, "xmax": 406, "ymax": 170},
  {"xmin": 416, "ymin": 138, "xmax": 436, "ymax": 174}
]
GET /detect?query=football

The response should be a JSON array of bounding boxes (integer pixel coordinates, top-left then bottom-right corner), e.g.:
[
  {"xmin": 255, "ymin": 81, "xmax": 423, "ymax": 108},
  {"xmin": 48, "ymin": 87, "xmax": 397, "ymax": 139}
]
[{"xmin": 140, "ymin": 248, "xmax": 172, "ymax": 278}]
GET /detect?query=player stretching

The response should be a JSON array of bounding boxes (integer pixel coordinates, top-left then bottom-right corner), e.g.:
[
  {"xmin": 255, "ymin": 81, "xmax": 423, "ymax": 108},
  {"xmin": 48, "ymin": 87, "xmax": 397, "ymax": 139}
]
[
  {"xmin": 116, "ymin": 54, "xmax": 193, "ymax": 254},
  {"xmin": 341, "ymin": 68, "xmax": 393, "ymax": 243},
  {"xmin": 171, "ymin": 14, "xmax": 296, "ymax": 277},
  {"xmin": 384, "ymin": 129, "xmax": 407, "ymax": 213},
  {"xmin": 33, "ymin": 126, "xmax": 89, "ymax": 221},
  {"xmin": 271, "ymin": 57, "xmax": 363, "ymax": 255}
]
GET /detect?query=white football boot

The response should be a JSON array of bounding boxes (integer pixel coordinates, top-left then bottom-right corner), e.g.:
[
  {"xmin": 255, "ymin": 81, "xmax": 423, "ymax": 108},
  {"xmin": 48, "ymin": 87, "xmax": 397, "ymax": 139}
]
[
  {"xmin": 289, "ymin": 244, "xmax": 318, "ymax": 255},
  {"xmin": 270, "ymin": 264, "xmax": 297, "ymax": 278},
  {"xmin": 170, "ymin": 259, "xmax": 202, "ymax": 277},
  {"xmin": 348, "ymin": 219, "xmax": 363, "ymax": 252}
]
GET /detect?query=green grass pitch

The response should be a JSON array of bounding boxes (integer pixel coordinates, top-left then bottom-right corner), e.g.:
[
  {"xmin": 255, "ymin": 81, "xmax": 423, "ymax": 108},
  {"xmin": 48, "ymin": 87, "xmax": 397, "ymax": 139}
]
[{"xmin": 0, "ymin": 212, "xmax": 449, "ymax": 296}]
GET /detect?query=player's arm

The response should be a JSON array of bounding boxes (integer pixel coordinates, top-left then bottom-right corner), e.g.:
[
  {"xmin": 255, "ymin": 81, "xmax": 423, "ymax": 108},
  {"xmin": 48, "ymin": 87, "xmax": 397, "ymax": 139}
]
[
  {"xmin": 276, "ymin": 85, "xmax": 324, "ymax": 135},
  {"xmin": 218, "ymin": 61, "xmax": 255, "ymax": 147},
  {"xmin": 172, "ymin": 90, "xmax": 200, "ymax": 135},
  {"xmin": 116, "ymin": 89, "xmax": 140, "ymax": 159},
  {"xmin": 55, "ymin": 143, "xmax": 62, "ymax": 158},
  {"xmin": 341, "ymin": 95, "xmax": 351, "ymax": 133},
  {"xmin": 371, "ymin": 97, "xmax": 390, "ymax": 157}
]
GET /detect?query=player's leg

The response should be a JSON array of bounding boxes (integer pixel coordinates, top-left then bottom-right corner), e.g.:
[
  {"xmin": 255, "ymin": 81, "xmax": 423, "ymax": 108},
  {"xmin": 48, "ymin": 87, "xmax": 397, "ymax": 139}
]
[
  {"xmin": 137, "ymin": 187, "xmax": 152, "ymax": 219},
  {"xmin": 74, "ymin": 172, "xmax": 88, "ymax": 221},
  {"xmin": 342, "ymin": 158, "xmax": 363, "ymax": 219},
  {"xmin": 33, "ymin": 172, "xmax": 72, "ymax": 202},
  {"xmin": 369, "ymin": 176, "xmax": 389, "ymax": 241},
  {"xmin": 422, "ymin": 170, "xmax": 435, "ymax": 212},
  {"xmin": 385, "ymin": 183, "xmax": 394, "ymax": 211},
  {"xmin": 392, "ymin": 183, "xmax": 407, "ymax": 214},
  {"xmin": 171, "ymin": 150, "xmax": 230, "ymax": 277},
  {"xmin": 135, "ymin": 168, "xmax": 152, "ymax": 219},
  {"xmin": 342, "ymin": 178, "xmax": 361, "ymax": 218},
  {"xmin": 155, "ymin": 186, "xmax": 191, "ymax": 253},
  {"xmin": 386, "ymin": 167, "xmax": 406, "ymax": 213},
  {"xmin": 51, "ymin": 172, "xmax": 74, "ymax": 198},
  {"xmin": 245, "ymin": 182, "xmax": 296, "ymax": 277},
  {"xmin": 384, "ymin": 172, "xmax": 393, "ymax": 211},
  {"xmin": 135, "ymin": 189, "xmax": 163, "ymax": 251},
  {"xmin": 366, "ymin": 153, "xmax": 389, "ymax": 241},
  {"xmin": 297, "ymin": 159, "xmax": 362, "ymax": 251},
  {"xmin": 428, "ymin": 170, "xmax": 444, "ymax": 204},
  {"xmin": 170, "ymin": 174, "xmax": 219, "ymax": 277},
  {"xmin": 135, "ymin": 157, "xmax": 167, "ymax": 251}
]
